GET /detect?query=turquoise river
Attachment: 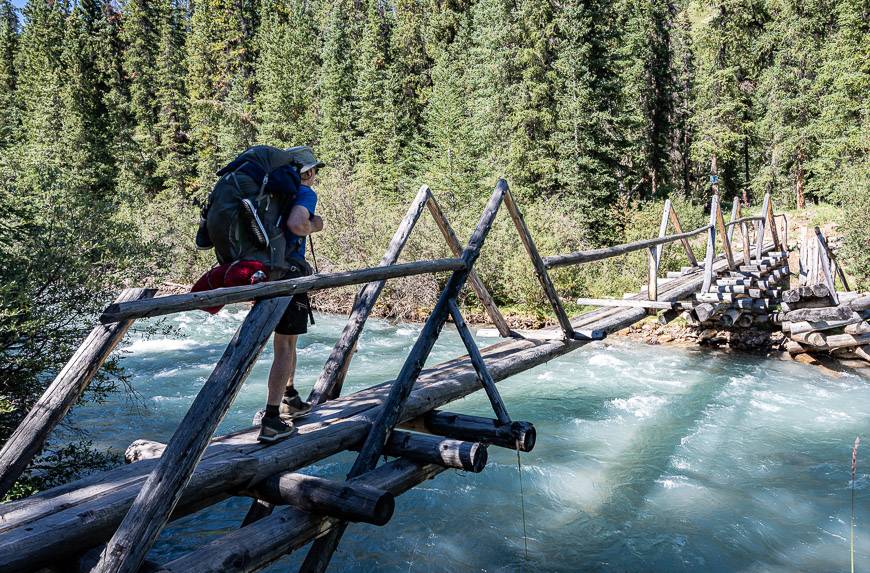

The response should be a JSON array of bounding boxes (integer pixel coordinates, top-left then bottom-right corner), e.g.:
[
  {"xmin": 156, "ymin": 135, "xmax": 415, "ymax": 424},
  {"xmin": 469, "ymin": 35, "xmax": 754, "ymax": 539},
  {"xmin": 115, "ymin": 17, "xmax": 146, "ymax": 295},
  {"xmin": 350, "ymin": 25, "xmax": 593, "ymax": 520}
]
[{"xmin": 68, "ymin": 307, "xmax": 869, "ymax": 572}]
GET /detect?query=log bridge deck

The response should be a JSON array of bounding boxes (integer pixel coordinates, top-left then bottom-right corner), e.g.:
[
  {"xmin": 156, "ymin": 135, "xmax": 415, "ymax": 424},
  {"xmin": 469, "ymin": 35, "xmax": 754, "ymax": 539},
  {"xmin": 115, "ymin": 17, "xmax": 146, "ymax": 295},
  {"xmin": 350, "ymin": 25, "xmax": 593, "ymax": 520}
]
[{"xmin": 0, "ymin": 182, "xmax": 788, "ymax": 573}]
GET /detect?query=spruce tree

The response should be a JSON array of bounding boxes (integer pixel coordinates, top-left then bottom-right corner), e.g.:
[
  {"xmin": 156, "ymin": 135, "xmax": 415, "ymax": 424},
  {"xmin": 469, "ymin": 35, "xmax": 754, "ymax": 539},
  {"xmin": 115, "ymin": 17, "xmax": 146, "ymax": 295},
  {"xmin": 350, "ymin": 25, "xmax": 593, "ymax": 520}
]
[
  {"xmin": 551, "ymin": 0, "xmax": 622, "ymax": 243},
  {"xmin": 507, "ymin": 0, "xmax": 558, "ymax": 198},
  {"xmin": 0, "ymin": 0, "xmax": 17, "ymax": 150},
  {"xmin": 254, "ymin": 0, "xmax": 319, "ymax": 149},
  {"xmin": 669, "ymin": 6, "xmax": 695, "ymax": 197},
  {"xmin": 317, "ymin": 0, "xmax": 357, "ymax": 169},
  {"xmin": 389, "ymin": 0, "xmax": 431, "ymax": 186},
  {"xmin": 355, "ymin": 0, "xmax": 399, "ymax": 197}
]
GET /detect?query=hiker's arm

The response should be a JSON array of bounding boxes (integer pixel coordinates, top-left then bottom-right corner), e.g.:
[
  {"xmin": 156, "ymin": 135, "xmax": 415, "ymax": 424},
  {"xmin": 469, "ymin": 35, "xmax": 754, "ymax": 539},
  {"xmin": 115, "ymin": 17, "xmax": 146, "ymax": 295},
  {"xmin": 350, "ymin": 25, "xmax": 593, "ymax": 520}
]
[{"xmin": 287, "ymin": 205, "xmax": 323, "ymax": 236}]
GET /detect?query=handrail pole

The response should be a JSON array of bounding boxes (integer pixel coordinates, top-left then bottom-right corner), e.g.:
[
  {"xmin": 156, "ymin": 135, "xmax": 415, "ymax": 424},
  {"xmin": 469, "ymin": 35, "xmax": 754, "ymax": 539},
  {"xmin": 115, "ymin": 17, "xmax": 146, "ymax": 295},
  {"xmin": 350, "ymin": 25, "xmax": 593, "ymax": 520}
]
[
  {"xmin": 701, "ymin": 195, "xmax": 718, "ymax": 293},
  {"xmin": 655, "ymin": 199, "xmax": 671, "ymax": 266},
  {"xmin": 668, "ymin": 202, "xmax": 698, "ymax": 266},
  {"xmin": 714, "ymin": 194, "xmax": 736, "ymax": 270}
]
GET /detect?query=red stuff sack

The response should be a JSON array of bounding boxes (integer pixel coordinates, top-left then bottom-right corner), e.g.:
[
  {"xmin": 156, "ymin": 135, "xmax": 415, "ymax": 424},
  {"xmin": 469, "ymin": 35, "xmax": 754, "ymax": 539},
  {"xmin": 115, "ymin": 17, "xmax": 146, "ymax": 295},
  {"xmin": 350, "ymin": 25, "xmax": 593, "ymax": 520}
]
[{"xmin": 190, "ymin": 260, "xmax": 268, "ymax": 314}]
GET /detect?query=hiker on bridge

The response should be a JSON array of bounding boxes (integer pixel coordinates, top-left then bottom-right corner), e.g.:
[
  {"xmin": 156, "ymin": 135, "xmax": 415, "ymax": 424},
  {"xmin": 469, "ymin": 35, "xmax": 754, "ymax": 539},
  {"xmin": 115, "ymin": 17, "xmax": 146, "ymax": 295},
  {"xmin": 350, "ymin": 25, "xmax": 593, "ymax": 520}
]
[
  {"xmin": 191, "ymin": 144, "xmax": 325, "ymax": 443},
  {"xmin": 260, "ymin": 147, "xmax": 325, "ymax": 443}
]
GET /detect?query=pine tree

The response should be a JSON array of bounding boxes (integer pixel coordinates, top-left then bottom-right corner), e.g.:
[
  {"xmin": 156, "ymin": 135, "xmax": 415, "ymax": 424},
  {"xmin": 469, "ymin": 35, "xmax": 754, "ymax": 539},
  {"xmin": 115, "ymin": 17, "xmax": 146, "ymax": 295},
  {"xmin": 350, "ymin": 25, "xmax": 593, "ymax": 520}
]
[
  {"xmin": 355, "ymin": 0, "xmax": 399, "ymax": 197},
  {"xmin": 0, "ymin": 0, "xmax": 17, "ymax": 150},
  {"xmin": 691, "ymin": 0, "xmax": 765, "ymax": 201},
  {"xmin": 617, "ymin": 0, "xmax": 675, "ymax": 198},
  {"xmin": 669, "ymin": 6, "xmax": 695, "ymax": 197},
  {"xmin": 551, "ymin": 0, "xmax": 623, "ymax": 243},
  {"xmin": 505, "ymin": 0, "xmax": 558, "ymax": 198},
  {"xmin": 389, "ymin": 0, "xmax": 431, "ymax": 186},
  {"xmin": 317, "ymin": 0, "xmax": 357, "ymax": 169},
  {"xmin": 254, "ymin": 0, "xmax": 319, "ymax": 149},
  {"xmin": 154, "ymin": 0, "xmax": 193, "ymax": 198},
  {"xmin": 186, "ymin": 0, "xmax": 260, "ymax": 199}
]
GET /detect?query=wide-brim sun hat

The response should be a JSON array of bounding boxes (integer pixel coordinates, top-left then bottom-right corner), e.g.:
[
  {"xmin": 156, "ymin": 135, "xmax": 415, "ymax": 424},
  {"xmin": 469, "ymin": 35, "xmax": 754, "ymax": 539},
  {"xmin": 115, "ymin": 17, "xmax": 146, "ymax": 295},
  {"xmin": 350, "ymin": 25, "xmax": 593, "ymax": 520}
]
[{"xmin": 286, "ymin": 145, "xmax": 325, "ymax": 173}]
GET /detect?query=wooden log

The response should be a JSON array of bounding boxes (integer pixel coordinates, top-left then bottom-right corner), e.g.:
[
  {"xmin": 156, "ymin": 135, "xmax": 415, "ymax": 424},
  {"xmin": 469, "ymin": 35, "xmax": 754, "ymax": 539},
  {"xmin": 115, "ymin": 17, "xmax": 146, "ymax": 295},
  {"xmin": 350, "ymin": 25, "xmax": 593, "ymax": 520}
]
[
  {"xmin": 788, "ymin": 315, "xmax": 864, "ymax": 335},
  {"xmin": 155, "ymin": 459, "xmax": 445, "ymax": 573},
  {"xmin": 695, "ymin": 302, "xmax": 724, "ymax": 322},
  {"xmin": 785, "ymin": 340, "xmax": 808, "ymax": 354},
  {"xmin": 701, "ymin": 196, "xmax": 718, "ymax": 294},
  {"xmin": 426, "ymin": 190, "xmax": 512, "ymax": 337},
  {"xmin": 93, "ymin": 296, "xmax": 293, "ymax": 573},
  {"xmin": 542, "ymin": 224, "xmax": 710, "ymax": 269},
  {"xmin": 810, "ymin": 283, "xmax": 831, "ymax": 298},
  {"xmin": 377, "ymin": 431, "xmax": 487, "ymax": 473},
  {"xmin": 844, "ymin": 321, "xmax": 870, "ymax": 335},
  {"xmin": 100, "ymin": 258, "xmax": 465, "ymax": 324},
  {"xmin": 801, "ymin": 332, "xmax": 870, "ymax": 350},
  {"xmin": 785, "ymin": 306, "xmax": 856, "ymax": 323},
  {"xmin": 658, "ymin": 308, "xmax": 681, "ymax": 325},
  {"xmin": 815, "ymin": 226, "xmax": 850, "ymax": 292},
  {"xmin": 0, "ymin": 288, "xmax": 156, "ymax": 499},
  {"xmin": 504, "ymin": 188, "xmax": 574, "ymax": 338},
  {"xmin": 654, "ymin": 198, "xmax": 671, "ymax": 266},
  {"xmin": 575, "ymin": 297, "xmax": 682, "ymax": 310},
  {"xmin": 721, "ymin": 308, "xmax": 742, "ymax": 327},
  {"xmin": 756, "ymin": 194, "xmax": 770, "ymax": 261},
  {"xmin": 307, "ymin": 185, "xmax": 431, "ymax": 406},
  {"xmin": 854, "ymin": 345, "xmax": 870, "ymax": 362},
  {"xmin": 736, "ymin": 315, "xmax": 753, "ymax": 328},
  {"xmin": 667, "ymin": 202, "xmax": 698, "ymax": 266},
  {"xmin": 790, "ymin": 332, "xmax": 826, "ymax": 347},
  {"xmin": 244, "ymin": 473, "xmax": 394, "ymax": 526},
  {"xmin": 814, "ymin": 226, "xmax": 843, "ymax": 302},
  {"xmin": 447, "ymin": 299, "xmax": 511, "ymax": 425},
  {"xmin": 850, "ymin": 295, "xmax": 870, "ymax": 312},
  {"xmin": 647, "ymin": 246, "xmax": 658, "ymax": 300},
  {"xmin": 400, "ymin": 410, "xmax": 536, "ymax": 452},
  {"xmin": 780, "ymin": 297, "xmax": 837, "ymax": 311},
  {"xmin": 714, "ymin": 194, "xmax": 736, "ymax": 270}
]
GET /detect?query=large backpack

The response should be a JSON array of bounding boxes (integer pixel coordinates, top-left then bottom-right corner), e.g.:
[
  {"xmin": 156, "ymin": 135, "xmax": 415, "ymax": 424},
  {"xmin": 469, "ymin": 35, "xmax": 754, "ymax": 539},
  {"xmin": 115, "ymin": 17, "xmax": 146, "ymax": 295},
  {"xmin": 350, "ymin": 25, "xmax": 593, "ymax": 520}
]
[{"xmin": 199, "ymin": 146, "xmax": 301, "ymax": 276}]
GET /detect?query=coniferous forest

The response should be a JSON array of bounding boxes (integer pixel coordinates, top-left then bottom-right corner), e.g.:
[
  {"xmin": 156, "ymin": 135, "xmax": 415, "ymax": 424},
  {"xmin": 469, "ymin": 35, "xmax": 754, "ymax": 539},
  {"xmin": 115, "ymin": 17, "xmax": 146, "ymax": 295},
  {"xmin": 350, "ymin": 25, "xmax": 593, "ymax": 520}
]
[{"xmin": 0, "ymin": 0, "xmax": 867, "ymax": 493}]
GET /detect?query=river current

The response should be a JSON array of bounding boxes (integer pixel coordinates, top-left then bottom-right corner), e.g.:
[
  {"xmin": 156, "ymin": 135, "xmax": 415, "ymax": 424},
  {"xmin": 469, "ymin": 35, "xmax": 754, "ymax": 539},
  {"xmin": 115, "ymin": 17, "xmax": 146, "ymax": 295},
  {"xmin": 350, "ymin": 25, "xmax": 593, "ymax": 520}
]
[{"xmin": 68, "ymin": 307, "xmax": 868, "ymax": 572}]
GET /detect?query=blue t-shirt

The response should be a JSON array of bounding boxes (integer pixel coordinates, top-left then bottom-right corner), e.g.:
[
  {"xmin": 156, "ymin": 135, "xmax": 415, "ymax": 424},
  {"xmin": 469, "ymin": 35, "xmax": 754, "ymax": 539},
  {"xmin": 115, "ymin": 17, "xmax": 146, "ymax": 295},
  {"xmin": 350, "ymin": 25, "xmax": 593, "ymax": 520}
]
[{"xmin": 286, "ymin": 185, "xmax": 317, "ymax": 260}]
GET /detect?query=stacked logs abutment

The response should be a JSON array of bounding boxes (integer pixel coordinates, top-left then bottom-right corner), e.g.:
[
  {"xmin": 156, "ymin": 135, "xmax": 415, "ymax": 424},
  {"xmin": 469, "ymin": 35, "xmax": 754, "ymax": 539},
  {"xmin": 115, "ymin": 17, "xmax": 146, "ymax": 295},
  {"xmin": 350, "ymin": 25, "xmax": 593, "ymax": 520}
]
[
  {"xmin": 781, "ymin": 290, "xmax": 870, "ymax": 361},
  {"xmin": 684, "ymin": 252, "xmax": 790, "ymax": 330}
]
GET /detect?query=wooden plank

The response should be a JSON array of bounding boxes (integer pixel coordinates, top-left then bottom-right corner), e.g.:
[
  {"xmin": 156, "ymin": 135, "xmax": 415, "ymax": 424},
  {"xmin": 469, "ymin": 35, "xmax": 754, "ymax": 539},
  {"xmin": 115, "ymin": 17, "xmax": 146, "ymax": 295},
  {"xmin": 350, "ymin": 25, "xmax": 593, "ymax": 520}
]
[
  {"xmin": 504, "ymin": 188, "xmax": 574, "ymax": 339},
  {"xmin": 0, "ymin": 288, "xmax": 156, "ymax": 499},
  {"xmin": 307, "ymin": 185, "xmax": 431, "ymax": 406},
  {"xmin": 426, "ymin": 190, "xmax": 513, "ymax": 337},
  {"xmin": 668, "ymin": 203, "xmax": 698, "ymax": 266},
  {"xmin": 299, "ymin": 181, "xmax": 509, "ymax": 573},
  {"xmin": 543, "ymin": 224, "xmax": 710, "ymax": 269},
  {"xmin": 93, "ymin": 296, "xmax": 293, "ymax": 573},
  {"xmin": 100, "ymin": 259, "xmax": 466, "ymax": 324},
  {"xmin": 447, "ymin": 300, "xmax": 511, "ymax": 425}
]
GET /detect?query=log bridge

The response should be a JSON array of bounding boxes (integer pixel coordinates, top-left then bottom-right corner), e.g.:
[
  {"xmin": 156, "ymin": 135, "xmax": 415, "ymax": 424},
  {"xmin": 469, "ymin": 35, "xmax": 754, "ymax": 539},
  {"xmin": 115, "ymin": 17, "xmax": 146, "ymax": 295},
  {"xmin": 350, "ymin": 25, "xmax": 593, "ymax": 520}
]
[{"xmin": 0, "ymin": 181, "xmax": 790, "ymax": 573}]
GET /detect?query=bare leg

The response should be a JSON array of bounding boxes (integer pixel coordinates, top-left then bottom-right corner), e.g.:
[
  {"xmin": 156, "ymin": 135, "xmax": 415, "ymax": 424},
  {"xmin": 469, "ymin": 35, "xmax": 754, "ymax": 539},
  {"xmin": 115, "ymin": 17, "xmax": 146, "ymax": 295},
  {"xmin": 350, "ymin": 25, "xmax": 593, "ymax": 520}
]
[{"xmin": 267, "ymin": 333, "xmax": 297, "ymax": 406}]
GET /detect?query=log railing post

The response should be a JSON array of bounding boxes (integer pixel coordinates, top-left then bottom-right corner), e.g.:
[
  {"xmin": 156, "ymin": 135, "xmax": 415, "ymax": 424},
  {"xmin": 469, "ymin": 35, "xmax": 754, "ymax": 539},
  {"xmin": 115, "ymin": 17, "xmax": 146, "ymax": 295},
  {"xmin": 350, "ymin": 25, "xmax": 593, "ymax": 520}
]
[
  {"xmin": 814, "ymin": 226, "xmax": 841, "ymax": 305},
  {"xmin": 426, "ymin": 192, "xmax": 513, "ymax": 337},
  {"xmin": 647, "ymin": 247, "xmax": 658, "ymax": 301},
  {"xmin": 714, "ymin": 195, "xmax": 736, "ymax": 270},
  {"xmin": 446, "ymin": 300, "xmax": 511, "ymax": 425},
  {"xmin": 298, "ymin": 181, "xmax": 508, "ymax": 573},
  {"xmin": 0, "ymin": 288, "xmax": 156, "ymax": 499},
  {"xmin": 756, "ymin": 193, "xmax": 771, "ymax": 261},
  {"xmin": 728, "ymin": 197, "xmax": 740, "ymax": 243},
  {"xmin": 502, "ymin": 188, "xmax": 575, "ymax": 340},
  {"xmin": 701, "ymin": 195, "xmax": 718, "ymax": 294},
  {"xmin": 814, "ymin": 226, "xmax": 850, "ymax": 292},
  {"xmin": 766, "ymin": 194, "xmax": 782, "ymax": 251},
  {"xmin": 93, "ymin": 296, "xmax": 293, "ymax": 573},
  {"xmin": 655, "ymin": 199, "xmax": 671, "ymax": 266},
  {"xmin": 668, "ymin": 203, "xmax": 698, "ymax": 267},
  {"xmin": 307, "ymin": 185, "xmax": 432, "ymax": 406}
]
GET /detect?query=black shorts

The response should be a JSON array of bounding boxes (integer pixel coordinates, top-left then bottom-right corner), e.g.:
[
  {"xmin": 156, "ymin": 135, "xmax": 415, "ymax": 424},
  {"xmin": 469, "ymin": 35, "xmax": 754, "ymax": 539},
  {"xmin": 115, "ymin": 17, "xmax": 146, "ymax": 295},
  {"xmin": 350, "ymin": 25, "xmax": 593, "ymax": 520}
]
[{"xmin": 275, "ymin": 293, "xmax": 311, "ymax": 336}]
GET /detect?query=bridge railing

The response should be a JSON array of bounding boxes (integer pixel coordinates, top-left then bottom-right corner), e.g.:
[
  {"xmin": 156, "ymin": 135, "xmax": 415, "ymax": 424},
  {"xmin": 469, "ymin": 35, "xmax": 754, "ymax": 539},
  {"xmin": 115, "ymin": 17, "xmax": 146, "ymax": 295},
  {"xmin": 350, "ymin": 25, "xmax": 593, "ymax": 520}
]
[{"xmin": 542, "ymin": 193, "xmax": 785, "ymax": 309}]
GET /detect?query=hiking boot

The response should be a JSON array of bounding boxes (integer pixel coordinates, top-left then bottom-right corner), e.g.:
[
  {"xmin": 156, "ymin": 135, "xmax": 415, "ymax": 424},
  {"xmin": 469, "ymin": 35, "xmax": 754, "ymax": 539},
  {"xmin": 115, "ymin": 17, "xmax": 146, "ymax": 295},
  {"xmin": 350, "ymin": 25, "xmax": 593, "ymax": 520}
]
[
  {"xmin": 257, "ymin": 415, "xmax": 295, "ymax": 443},
  {"xmin": 280, "ymin": 393, "xmax": 312, "ymax": 419}
]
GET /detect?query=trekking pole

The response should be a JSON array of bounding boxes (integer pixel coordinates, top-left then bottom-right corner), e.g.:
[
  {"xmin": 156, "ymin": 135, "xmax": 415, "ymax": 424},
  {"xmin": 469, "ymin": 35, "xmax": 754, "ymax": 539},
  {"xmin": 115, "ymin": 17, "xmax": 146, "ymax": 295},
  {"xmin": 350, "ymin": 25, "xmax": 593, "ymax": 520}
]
[{"xmin": 309, "ymin": 234, "xmax": 319, "ymax": 274}]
